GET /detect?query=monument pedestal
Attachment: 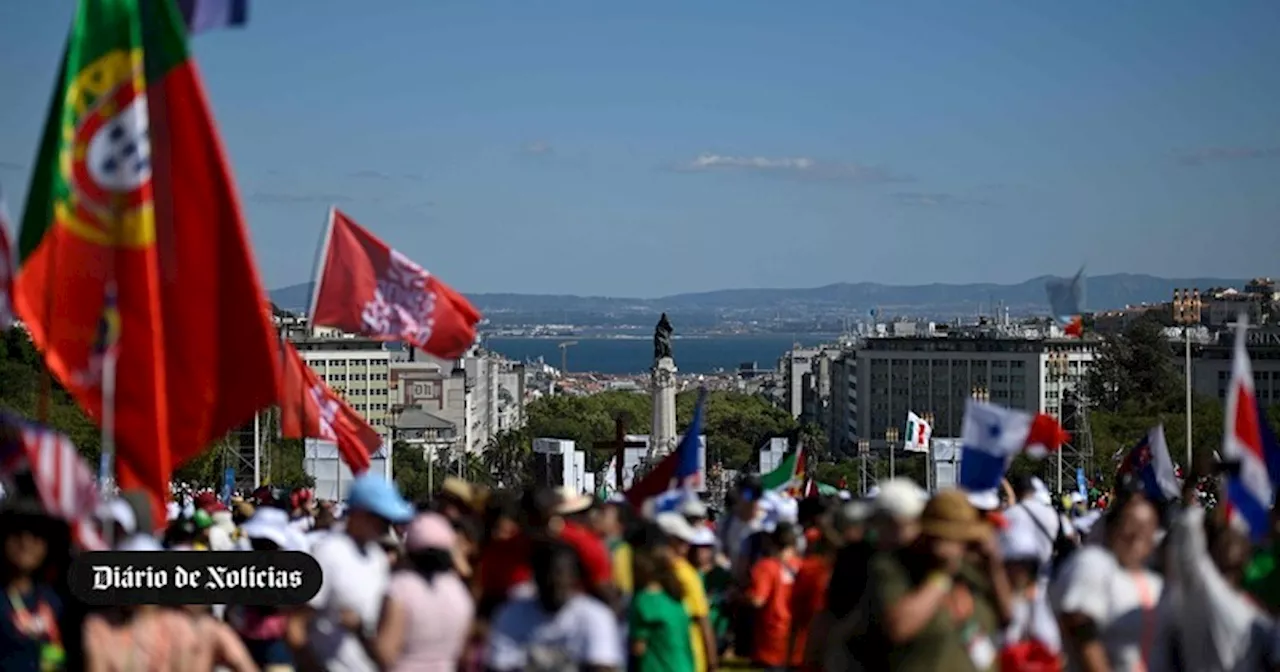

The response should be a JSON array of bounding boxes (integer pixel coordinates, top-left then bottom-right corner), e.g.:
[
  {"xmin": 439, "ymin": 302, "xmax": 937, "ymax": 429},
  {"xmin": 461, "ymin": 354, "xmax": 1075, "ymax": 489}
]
[{"xmin": 650, "ymin": 356, "xmax": 678, "ymax": 458}]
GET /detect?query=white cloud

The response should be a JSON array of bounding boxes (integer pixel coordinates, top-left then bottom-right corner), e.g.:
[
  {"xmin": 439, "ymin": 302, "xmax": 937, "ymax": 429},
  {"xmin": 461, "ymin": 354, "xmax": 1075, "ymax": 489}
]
[
  {"xmin": 521, "ymin": 141, "xmax": 554, "ymax": 155},
  {"xmin": 673, "ymin": 153, "xmax": 906, "ymax": 183}
]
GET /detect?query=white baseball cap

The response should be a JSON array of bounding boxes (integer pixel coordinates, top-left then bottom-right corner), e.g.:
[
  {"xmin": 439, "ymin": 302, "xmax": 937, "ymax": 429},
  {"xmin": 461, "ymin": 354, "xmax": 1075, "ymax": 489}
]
[
  {"xmin": 875, "ymin": 478, "xmax": 928, "ymax": 520},
  {"xmin": 656, "ymin": 512, "xmax": 699, "ymax": 544}
]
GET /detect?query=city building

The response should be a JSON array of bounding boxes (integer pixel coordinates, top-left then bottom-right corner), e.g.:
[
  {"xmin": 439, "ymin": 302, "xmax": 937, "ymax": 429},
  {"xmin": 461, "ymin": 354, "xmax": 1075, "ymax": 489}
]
[
  {"xmin": 854, "ymin": 331, "xmax": 1095, "ymax": 441},
  {"xmin": 779, "ymin": 345, "xmax": 842, "ymax": 421},
  {"xmin": 1175, "ymin": 325, "xmax": 1280, "ymax": 405},
  {"xmin": 292, "ymin": 336, "xmax": 394, "ymax": 442},
  {"xmin": 389, "ymin": 346, "xmax": 529, "ymax": 458}
]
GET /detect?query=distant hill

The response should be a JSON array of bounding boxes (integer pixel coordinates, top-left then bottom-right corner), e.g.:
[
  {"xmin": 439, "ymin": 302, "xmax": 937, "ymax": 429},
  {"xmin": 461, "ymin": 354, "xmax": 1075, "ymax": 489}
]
[{"xmin": 270, "ymin": 274, "xmax": 1248, "ymax": 324}]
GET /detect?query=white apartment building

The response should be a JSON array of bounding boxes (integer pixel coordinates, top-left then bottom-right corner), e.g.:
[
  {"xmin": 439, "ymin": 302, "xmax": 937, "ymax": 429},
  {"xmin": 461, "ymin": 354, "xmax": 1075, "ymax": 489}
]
[
  {"xmin": 390, "ymin": 346, "xmax": 528, "ymax": 456},
  {"xmin": 293, "ymin": 336, "xmax": 393, "ymax": 444},
  {"xmin": 843, "ymin": 331, "xmax": 1095, "ymax": 444}
]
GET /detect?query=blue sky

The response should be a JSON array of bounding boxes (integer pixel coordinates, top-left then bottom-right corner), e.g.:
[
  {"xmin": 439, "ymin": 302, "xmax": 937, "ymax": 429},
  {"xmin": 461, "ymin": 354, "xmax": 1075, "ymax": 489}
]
[{"xmin": 2, "ymin": 1, "xmax": 1279, "ymax": 297}]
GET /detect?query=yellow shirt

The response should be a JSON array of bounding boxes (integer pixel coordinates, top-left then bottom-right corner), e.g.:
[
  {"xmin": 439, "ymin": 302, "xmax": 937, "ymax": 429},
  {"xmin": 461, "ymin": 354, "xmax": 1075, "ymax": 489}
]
[
  {"xmin": 612, "ymin": 541, "xmax": 633, "ymax": 595},
  {"xmin": 673, "ymin": 556, "xmax": 711, "ymax": 672}
]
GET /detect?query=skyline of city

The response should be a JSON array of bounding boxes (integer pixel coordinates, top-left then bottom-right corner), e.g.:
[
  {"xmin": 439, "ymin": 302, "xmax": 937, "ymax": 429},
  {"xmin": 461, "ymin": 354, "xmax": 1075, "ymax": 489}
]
[{"xmin": 3, "ymin": 1, "xmax": 1279, "ymax": 298}]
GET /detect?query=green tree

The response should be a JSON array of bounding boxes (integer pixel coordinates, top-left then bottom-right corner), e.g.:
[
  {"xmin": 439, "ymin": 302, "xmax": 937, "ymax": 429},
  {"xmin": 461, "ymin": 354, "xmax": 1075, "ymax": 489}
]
[
  {"xmin": 1085, "ymin": 316, "xmax": 1181, "ymax": 415},
  {"xmin": 483, "ymin": 428, "xmax": 533, "ymax": 490}
]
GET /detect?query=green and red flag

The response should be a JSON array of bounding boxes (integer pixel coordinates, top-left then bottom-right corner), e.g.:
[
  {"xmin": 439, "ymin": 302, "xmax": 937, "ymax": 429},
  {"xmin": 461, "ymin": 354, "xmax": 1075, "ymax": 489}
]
[{"xmin": 13, "ymin": 0, "xmax": 279, "ymax": 526}]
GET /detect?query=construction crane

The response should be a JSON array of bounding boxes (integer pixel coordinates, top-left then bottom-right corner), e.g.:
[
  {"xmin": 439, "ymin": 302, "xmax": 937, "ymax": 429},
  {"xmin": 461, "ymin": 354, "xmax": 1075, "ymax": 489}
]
[{"xmin": 558, "ymin": 340, "xmax": 579, "ymax": 373}]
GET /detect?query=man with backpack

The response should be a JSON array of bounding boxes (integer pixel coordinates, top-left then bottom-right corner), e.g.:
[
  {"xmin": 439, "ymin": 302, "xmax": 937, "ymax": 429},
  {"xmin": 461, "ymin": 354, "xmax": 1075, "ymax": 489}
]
[{"xmin": 1002, "ymin": 475, "xmax": 1078, "ymax": 579}]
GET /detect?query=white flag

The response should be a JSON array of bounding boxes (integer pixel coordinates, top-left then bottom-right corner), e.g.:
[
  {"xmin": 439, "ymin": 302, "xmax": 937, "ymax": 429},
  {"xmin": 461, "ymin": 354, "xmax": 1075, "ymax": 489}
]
[{"xmin": 905, "ymin": 411, "xmax": 932, "ymax": 453}]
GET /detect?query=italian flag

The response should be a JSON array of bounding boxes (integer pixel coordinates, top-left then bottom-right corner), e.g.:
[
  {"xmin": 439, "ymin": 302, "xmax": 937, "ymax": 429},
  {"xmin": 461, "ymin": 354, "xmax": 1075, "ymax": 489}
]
[
  {"xmin": 13, "ymin": 0, "xmax": 279, "ymax": 526},
  {"xmin": 905, "ymin": 411, "xmax": 932, "ymax": 453}
]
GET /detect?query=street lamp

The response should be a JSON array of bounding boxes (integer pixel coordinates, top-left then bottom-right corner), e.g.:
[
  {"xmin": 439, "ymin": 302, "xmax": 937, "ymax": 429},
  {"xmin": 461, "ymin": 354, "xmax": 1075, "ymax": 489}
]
[
  {"xmin": 886, "ymin": 427, "xmax": 900, "ymax": 479},
  {"xmin": 922, "ymin": 412, "xmax": 936, "ymax": 491}
]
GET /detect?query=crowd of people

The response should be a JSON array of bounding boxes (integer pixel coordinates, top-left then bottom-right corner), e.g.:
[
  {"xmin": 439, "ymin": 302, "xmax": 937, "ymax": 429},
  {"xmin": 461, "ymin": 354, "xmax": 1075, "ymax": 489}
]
[{"xmin": 1, "ymin": 462, "xmax": 1279, "ymax": 671}]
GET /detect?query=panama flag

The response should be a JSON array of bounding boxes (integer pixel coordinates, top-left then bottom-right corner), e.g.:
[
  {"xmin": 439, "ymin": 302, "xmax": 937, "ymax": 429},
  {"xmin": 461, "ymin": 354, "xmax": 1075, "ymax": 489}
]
[
  {"xmin": 905, "ymin": 411, "xmax": 932, "ymax": 453},
  {"xmin": 958, "ymin": 400, "xmax": 1070, "ymax": 492},
  {"xmin": 1221, "ymin": 315, "xmax": 1280, "ymax": 541}
]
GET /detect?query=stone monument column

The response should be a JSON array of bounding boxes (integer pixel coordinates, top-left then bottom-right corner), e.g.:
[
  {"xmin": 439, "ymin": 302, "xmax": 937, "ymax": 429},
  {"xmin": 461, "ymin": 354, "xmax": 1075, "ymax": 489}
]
[{"xmin": 650, "ymin": 313, "xmax": 679, "ymax": 459}]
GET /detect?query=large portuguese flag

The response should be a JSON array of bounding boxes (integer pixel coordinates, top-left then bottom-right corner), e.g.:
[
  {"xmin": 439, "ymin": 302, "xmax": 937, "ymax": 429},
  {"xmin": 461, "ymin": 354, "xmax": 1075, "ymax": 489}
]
[{"xmin": 13, "ymin": 0, "xmax": 279, "ymax": 524}]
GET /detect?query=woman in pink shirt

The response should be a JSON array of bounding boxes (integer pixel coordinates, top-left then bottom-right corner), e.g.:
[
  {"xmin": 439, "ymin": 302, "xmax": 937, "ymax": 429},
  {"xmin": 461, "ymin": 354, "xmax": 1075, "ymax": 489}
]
[{"xmin": 373, "ymin": 513, "xmax": 475, "ymax": 671}]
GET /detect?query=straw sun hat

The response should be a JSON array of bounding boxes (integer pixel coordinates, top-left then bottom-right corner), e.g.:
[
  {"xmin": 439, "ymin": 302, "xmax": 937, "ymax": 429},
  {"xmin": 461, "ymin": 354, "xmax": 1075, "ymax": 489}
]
[{"xmin": 920, "ymin": 490, "xmax": 992, "ymax": 543}]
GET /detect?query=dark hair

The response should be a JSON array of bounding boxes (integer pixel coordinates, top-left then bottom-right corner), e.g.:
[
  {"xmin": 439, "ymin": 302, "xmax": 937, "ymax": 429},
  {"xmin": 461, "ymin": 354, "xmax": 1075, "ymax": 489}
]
[
  {"xmin": 1010, "ymin": 474, "xmax": 1036, "ymax": 498},
  {"xmin": 633, "ymin": 544, "xmax": 684, "ymax": 601},
  {"xmin": 521, "ymin": 488, "xmax": 560, "ymax": 529},
  {"xmin": 407, "ymin": 548, "xmax": 455, "ymax": 584},
  {"xmin": 529, "ymin": 537, "xmax": 581, "ymax": 611},
  {"xmin": 627, "ymin": 520, "xmax": 670, "ymax": 550},
  {"xmin": 771, "ymin": 523, "xmax": 798, "ymax": 551}
]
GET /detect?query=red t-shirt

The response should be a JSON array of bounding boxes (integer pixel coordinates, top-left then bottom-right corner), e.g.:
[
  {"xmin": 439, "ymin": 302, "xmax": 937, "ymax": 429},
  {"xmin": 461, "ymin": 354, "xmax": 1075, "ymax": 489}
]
[
  {"xmin": 477, "ymin": 522, "xmax": 613, "ymax": 600},
  {"xmin": 746, "ymin": 554, "xmax": 802, "ymax": 667},
  {"xmin": 789, "ymin": 556, "xmax": 833, "ymax": 668}
]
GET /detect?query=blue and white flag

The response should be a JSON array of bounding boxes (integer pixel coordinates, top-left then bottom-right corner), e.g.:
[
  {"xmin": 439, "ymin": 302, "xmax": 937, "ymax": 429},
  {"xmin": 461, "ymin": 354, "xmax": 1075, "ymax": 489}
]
[
  {"xmin": 1118, "ymin": 425, "xmax": 1179, "ymax": 502},
  {"xmin": 958, "ymin": 400, "xmax": 1066, "ymax": 492}
]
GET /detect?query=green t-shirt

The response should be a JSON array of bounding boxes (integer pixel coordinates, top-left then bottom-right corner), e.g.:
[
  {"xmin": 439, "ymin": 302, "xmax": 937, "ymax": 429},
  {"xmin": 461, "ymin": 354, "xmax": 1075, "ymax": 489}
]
[
  {"xmin": 865, "ymin": 551, "xmax": 978, "ymax": 672},
  {"xmin": 1245, "ymin": 545, "xmax": 1280, "ymax": 613},
  {"xmin": 629, "ymin": 588, "xmax": 696, "ymax": 672},
  {"xmin": 700, "ymin": 566, "xmax": 733, "ymax": 640},
  {"xmin": 956, "ymin": 562, "xmax": 1001, "ymax": 672}
]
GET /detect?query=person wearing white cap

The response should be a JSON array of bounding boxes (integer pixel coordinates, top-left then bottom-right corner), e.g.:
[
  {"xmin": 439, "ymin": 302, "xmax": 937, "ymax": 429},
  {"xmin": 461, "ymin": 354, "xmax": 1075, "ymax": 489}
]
[
  {"xmin": 656, "ymin": 513, "xmax": 718, "ymax": 672},
  {"xmin": 687, "ymin": 526, "xmax": 732, "ymax": 656},
  {"xmin": 1003, "ymin": 474, "xmax": 1076, "ymax": 578},
  {"xmin": 872, "ymin": 477, "xmax": 928, "ymax": 551},
  {"xmin": 999, "ymin": 520, "xmax": 1062, "ymax": 658}
]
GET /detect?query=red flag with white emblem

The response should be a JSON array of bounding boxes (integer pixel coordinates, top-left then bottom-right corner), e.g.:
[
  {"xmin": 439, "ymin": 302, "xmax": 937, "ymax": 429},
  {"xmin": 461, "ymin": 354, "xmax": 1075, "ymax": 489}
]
[
  {"xmin": 309, "ymin": 209, "xmax": 481, "ymax": 359},
  {"xmin": 278, "ymin": 340, "xmax": 378, "ymax": 473}
]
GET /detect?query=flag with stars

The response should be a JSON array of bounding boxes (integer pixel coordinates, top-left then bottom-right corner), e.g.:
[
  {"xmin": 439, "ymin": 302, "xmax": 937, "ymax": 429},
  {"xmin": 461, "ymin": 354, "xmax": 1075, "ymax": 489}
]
[
  {"xmin": 959, "ymin": 400, "xmax": 1069, "ymax": 492},
  {"xmin": 11, "ymin": 0, "xmax": 280, "ymax": 529},
  {"xmin": 1117, "ymin": 425, "xmax": 1179, "ymax": 502}
]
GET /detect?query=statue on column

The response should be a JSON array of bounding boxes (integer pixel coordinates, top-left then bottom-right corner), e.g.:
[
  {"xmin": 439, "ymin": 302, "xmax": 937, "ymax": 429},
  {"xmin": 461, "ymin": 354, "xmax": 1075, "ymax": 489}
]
[{"xmin": 654, "ymin": 313, "xmax": 674, "ymax": 361}]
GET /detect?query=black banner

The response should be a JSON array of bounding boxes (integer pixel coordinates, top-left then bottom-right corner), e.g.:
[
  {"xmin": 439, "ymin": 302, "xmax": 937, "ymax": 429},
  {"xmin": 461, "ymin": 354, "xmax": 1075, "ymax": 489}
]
[{"xmin": 69, "ymin": 551, "xmax": 322, "ymax": 606}]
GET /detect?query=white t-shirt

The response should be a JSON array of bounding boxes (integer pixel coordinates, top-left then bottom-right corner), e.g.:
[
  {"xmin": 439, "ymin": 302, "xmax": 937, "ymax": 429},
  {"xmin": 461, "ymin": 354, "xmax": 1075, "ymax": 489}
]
[
  {"xmin": 1004, "ymin": 499, "xmax": 1070, "ymax": 567},
  {"xmin": 1155, "ymin": 505, "xmax": 1277, "ymax": 671},
  {"xmin": 1003, "ymin": 591, "xmax": 1062, "ymax": 654},
  {"xmin": 486, "ymin": 594, "xmax": 623, "ymax": 671},
  {"xmin": 1050, "ymin": 545, "xmax": 1164, "ymax": 672},
  {"xmin": 307, "ymin": 534, "xmax": 391, "ymax": 672}
]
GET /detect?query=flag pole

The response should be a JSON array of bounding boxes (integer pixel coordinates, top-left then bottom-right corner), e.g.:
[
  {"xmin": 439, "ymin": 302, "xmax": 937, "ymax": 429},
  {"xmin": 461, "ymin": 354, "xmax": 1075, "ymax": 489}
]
[
  {"xmin": 253, "ymin": 411, "xmax": 261, "ymax": 489},
  {"xmin": 1185, "ymin": 325, "xmax": 1193, "ymax": 469},
  {"xmin": 306, "ymin": 207, "xmax": 336, "ymax": 338},
  {"xmin": 98, "ymin": 280, "xmax": 119, "ymax": 547}
]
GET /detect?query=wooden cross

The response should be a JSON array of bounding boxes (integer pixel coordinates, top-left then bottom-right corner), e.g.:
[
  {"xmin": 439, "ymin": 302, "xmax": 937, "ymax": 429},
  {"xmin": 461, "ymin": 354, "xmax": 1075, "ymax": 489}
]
[{"xmin": 592, "ymin": 416, "xmax": 648, "ymax": 495}]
